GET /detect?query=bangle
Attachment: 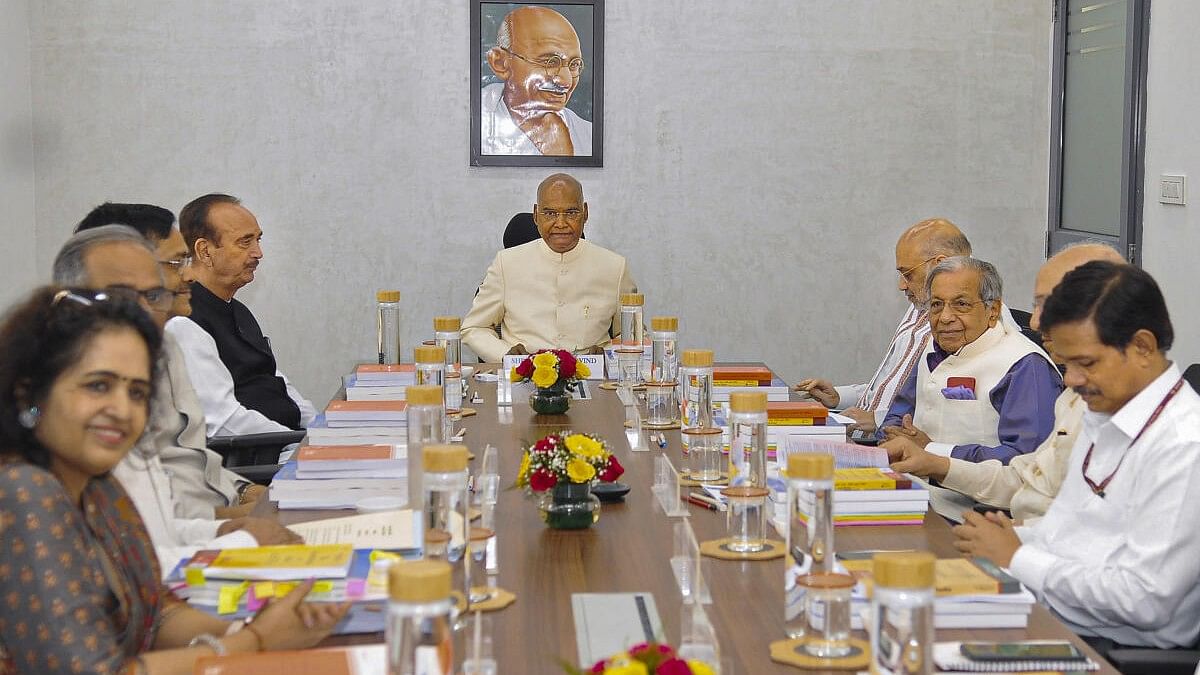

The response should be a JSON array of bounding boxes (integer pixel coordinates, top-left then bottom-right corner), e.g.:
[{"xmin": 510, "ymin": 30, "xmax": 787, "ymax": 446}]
[
  {"xmin": 188, "ymin": 633, "xmax": 227, "ymax": 656},
  {"xmin": 244, "ymin": 623, "xmax": 267, "ymax": 652}
]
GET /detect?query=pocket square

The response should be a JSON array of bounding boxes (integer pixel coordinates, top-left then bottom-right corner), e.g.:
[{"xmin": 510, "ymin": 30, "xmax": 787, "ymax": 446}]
[{"xmin": 941, "ymin": 385, "xmax": 976, "ymax": 400}]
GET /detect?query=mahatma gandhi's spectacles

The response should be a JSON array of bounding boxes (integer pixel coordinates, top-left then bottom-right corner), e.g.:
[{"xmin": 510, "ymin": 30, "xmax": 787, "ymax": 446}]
[{"xmin": 501, "ymin": 47, "xmax": 584, "ymax": 76}]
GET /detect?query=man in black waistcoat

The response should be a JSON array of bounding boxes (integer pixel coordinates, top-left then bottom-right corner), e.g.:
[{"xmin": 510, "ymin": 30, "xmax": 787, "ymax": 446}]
[{"xmin": 166, "ymin": 193, "xmax": 317, "ymax": 437}]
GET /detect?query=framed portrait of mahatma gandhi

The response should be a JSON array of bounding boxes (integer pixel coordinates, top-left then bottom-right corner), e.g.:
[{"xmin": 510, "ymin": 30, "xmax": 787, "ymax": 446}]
[{"xmin": 471, "ymin": 0, "xmax": 604, "ymax": 167}]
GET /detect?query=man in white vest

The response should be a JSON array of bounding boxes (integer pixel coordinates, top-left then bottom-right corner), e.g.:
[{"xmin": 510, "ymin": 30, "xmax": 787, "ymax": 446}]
[
  {"xmin": 879, "ymin": 256, "xmax": 1062, "ymax": 519},
  {"xmin": 462, "ymin": 173, "xmax": 637, "ymax": 362}
]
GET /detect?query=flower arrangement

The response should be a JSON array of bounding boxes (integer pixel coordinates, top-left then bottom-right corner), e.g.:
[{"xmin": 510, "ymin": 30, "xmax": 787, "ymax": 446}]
[
  {"xmin": 516, "ymin": 431, "xmax": 623, "ymax": 492},
  {"xmin": 510, "ymin": 349, "xmax": 591, "ymax": 390},
  {"xmin": 566, "ymin": 642, "xmax": 714, "ymax": 675}
]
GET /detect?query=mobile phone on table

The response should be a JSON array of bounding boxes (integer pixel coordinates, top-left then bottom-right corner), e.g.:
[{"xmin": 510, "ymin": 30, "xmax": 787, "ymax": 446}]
[{"xmin": 960, "ymin": 641, "xmax": 1086, "ymax": 662}]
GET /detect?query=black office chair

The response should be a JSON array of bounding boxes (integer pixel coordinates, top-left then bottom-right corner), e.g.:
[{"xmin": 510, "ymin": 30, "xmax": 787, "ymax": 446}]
[
  {"xmin": 208, "ymin": 430, "xmax": 307, "ymax": 485},
  {"xmin": 1184, "ymin": 363, "xmax": 1200, "ymax": 394},
  {"xmin": 1007, "ymin": 308, "xmax": 1044, "ymax": 349},
  {"xmin": 503, "ymin": 212, "xmax": 539, "ymax": 249},
  {"xmin": 1106, "ymin": 647, "xmax": 1200, "ymax": 675}
]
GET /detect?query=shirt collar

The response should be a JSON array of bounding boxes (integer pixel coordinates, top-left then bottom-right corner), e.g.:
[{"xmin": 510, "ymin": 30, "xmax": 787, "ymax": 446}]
[
  {"xmin": 537, "ymin": 237, "xmax": 587, "ymax": 263},
  {"xmin": 1107, "ymin": 361, "xmax": 1181, "ymax": 439}
]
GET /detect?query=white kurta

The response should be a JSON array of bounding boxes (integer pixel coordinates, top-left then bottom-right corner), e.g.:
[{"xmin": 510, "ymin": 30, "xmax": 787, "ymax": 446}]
[
  {"xmin": 941, "ymin": 388, "xmax": 1084, "ymax": 523},
  {"xmin": 1009, "ymin": 364, "xmax": 1200, "ymax": 648},
  {"xmin": 462, "ymin": 239, "xmax": 636, "ymax": 363}
]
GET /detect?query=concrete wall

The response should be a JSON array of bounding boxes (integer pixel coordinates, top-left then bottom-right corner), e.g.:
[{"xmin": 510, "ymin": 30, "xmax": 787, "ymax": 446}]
[
  {"xmin": 23, "ymin": 1, "xmax": 1052, "ymax": 402},
  {"xmin": 1141, "ymin": 1, "xmax": 1200, "ymax": 368},
  {"xmin": 0, "ymin": 0, "xmax": 37, "ymax": 311}
]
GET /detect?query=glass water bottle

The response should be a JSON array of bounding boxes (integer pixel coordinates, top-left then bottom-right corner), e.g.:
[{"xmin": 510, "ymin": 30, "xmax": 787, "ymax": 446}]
[
  {"xmin": 387, "ymin": 560, "xmax": 455, "ymax": 675},
  {"xmin": 785, "ymin": 452, "xmax": 836, "ymax": 638},
  {"xmin": 377, "ymin": 290, "xmax": 401, "ymax": 364},
  {"xmin": 405, "ymin": 385, "xmax": 446, "ymax": 511},
  {"xmin": 728, "ymin": 391, "xmax": 768, "ymax": 488},
  {"xmin": 434, "ymin": 317, "xmax": 463, "ymax": 412},
  {"xmin": 679, "ymin": 349, "xmax": 715, "ymax": 449},
  {"xmin": 649, "ymin": 316, "xmax": 678, "ymax": 383},
  {"xmin": 619, "ymin": 292, "xmax": 645, "ymax": 352},
  {"xmin": 421, "ymin": 444, "xmax": 471, "ymax": 606},
  {"xmin": 870, "ymin": 552, "xmax": 936, "ymax": 675}
]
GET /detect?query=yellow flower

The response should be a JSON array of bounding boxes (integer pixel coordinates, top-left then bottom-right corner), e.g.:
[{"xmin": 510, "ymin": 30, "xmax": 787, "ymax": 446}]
[
  {"xmin": 565, "ymin": 433, "xmax": 604, "ymax": 459},
  {"xmin": 603, "ymin": 662, "xmax": 647, "ymax": 675},
  {"xmin": 576, "ymin": 361, "xmax": 591, "ymax": 378},
  {"xmin": 531, "ymin": 366, "xmax": 558, "ymax": 388},
  {"xmin": 509, "ymin": 367, "xmax": 522, "ymax": 382},
  {"xmin": 532, "ymin": 352, "xmax": 558, "ymax": 369},
  {"xmin": 566, "ymin": 457, "xmax": 596, "ymax": 483},
  {"xmin": 516, "ymin": 452, "xmax": 531, "ymax": 486},
  {"xmin": 686, "ymin": 660, "xmax": 715, "ymax": 675}
]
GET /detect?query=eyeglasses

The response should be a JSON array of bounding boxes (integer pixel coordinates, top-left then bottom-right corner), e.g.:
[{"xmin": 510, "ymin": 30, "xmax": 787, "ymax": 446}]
[
  {"xmin": 538, "ymin": 207, "xmax": 584, "ymax": 221},
  {"xmin": 104, "ymin": 286, "xmax": 176, "ymax": 312},
  {"xmin": 897, "ymin": 255, "xmax": 940, "ymax": 282},
  {"xmin": 52, "ymin": 289, "xmax": 111, "ymax": 307},
  {"xmin": 158, "ymin": 255, "xmax": 192, "ymax": 270},
  {"xmin": 501, "ymin": 47, "xmax": 584, "ymax": 75},
  {"xmin": 927, "ymin": 298, "xmax": 987, "ymax": 316}
]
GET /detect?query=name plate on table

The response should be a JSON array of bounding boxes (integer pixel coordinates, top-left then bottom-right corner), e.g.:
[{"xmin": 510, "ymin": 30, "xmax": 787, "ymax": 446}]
[
  {"xmin": 572, "ymin": 593, "xmax": 664, "ymax": 668},
  {"xmin": 576, "ymin": 354, "xmax": 606, "ymax": 380}
]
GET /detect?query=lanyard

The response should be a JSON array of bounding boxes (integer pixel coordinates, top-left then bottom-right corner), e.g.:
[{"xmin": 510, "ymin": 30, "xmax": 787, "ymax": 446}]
[{"xmin": 1081, "ymin": 377, "xmax": 1185, "ymax": 498}]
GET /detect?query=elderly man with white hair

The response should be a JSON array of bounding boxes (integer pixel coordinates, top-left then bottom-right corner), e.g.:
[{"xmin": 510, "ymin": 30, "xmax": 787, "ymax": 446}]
[{"xmin": 878, "ymin": 256, "xmax": 1062, "ymax": 519}]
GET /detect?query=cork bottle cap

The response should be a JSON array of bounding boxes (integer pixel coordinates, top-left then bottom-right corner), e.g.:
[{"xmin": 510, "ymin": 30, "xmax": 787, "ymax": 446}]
[
  {"xmin": 388, "ymin": 560, "xmax": 451, "ymax": 603},
  {"xmin": 414, "ymin": 345, "xmax": 446, "ymax": 363},
  {"xmin": 433, "ymin": 316, "xmax": 461, "ymax": 331},
  {"xmin": 620, "ymin": 293, "xmax": 644, "ymax": 306},
  {"xmin": 681, "ymin": 426, "xmax": 723, "ymax": 436},
  {"xmin": 787, "ymin": 452, "xmax": 834, "ymax": 480},
  {"xmin": 406, "ymin": 385, "xmax": 443, "ymax": 406},
  {"xmin": 681, "ymin": 349, "xmax": 714, "ymax": 367},
  {"xmin": 651, "ymin": 316, "xmax": 678, "ymax": 331},
  {"xmin": 422, "ymin": 444, "xmax": 469, "ymax": 472},
  {"xmin": 795, "ymin": 572, "xmax": 857, "ymax": 590},
  {"xmin": 376, "ymin": 290, "xmax": 400, "ymax": 303},
  {"xmin": 721, "ymin": 485, "xmax": 770, "ymax": 500},
  {"xmin": 469, "ymin": 526, "xmax": 495, "ymax": 542},
  {"xmin": 729, "ymin": 391, "xmax": 768, "ymax": 413},
  {"xmin": 873, "ymin": 551, "xmax": 936, "ymax": 589}
]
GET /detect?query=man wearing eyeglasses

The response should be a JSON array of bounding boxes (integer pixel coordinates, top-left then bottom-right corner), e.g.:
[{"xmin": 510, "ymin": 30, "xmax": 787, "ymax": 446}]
[
  {"xmin": 877, "ymin": 256, "xmax": 1061, "ymax": 520},
  {"xmin": 462, "ymin": 173, "xmax": 635, "ymax": 362},
  {"xmin": 794, "ymin": 218, "xmax": 971, "ymax": 435},
  {"xmin": 954, "ymin": 262, "xmax": 1200, "ymax": 653},
  {"xmin": 482, "ymin": 5, "xmax": 592, "ymax": 156}
]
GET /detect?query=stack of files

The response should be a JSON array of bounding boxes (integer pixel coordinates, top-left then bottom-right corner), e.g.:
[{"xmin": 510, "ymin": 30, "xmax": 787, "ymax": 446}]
[
  {"xmin": 271, "ymin": 459, "xmax": 407, "ymax": 510},
  {"xmin": 796, "ymin": 468, "xmax": 930, "ymax": 526},
  {"xmin": 306, "ymin": 413, "xmax": 407, "ymax": 446},
  {"xmin": 767, "ymin": 401, "xmax": 846, "ymax": 447},
  {"xmin": 345, "ymin": 363, "xmax": 415, "ymax": 400},
  {"xmin": 295, "ymin": 444, "xmax": 406, "ymax": 478},
  {"xmin": 167, "ymin": 544, "xmax": 378, "ymax": 609},
  {"xmin": 711, "ymin": 365, "xmax": 790, "ymax": 402},
  {"xmin": 324, "ymin": 399, "xmax": 407, "ymax": 427},
  {"xmin": 841, "ymin": 557, "xmax": 1037, "ymax": 629}
]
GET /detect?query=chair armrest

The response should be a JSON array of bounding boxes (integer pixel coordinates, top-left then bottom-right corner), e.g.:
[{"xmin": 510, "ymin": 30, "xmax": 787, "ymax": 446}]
[
  {"xmin": 1106, "ymin": 648, "xmax": 1200, "ymax": 675},
  {"xmin": 207, "ymin": 430, "xmax": 307, "ymax": 451},
  {"xmin": 229, "ymin": 464, "xmax": 285, "ymax": 486}
]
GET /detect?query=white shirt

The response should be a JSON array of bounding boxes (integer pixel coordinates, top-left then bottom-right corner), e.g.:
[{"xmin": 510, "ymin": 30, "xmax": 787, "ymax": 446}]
[
  {"xmin": 166, "ymin": 316, "xmax": 317, "ymax": 437},
  {"xmin": 1009, "ymin": 363, "xmax": 1200, "ymax": 648},
  {"xmin": 834, "ymin": 304, "xmax": 929, "ymax": 425},
  {"xmin": 480, "ymin": 82, "xmax": 593, "ymax": 156},
  {"xmin": 112, "ymin": 449, "xmax": 257, "ymax": 579}
]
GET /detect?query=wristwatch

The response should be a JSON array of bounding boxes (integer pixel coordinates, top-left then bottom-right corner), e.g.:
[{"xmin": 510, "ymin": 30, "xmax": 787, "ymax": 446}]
[
  {"xmin": 236, "ymin": 482, "xmax": 255, "ymax": 505},
  {"xmin": 188, "ymin": 633, "xmax": 226, "ymax": 656}
]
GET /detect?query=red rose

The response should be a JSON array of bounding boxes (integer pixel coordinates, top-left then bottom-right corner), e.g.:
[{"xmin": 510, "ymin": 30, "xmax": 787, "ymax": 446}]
[
  {"xmin": 655, "ymin": 658, "xmax": 692, "ymax": 675},
  {"xmin": 533, "ymin": 436, "xmax": 556, "ymax": 453},
  {"xmin": 555, "ymin": 350, "xmax": 577, "ymax": 378},
  {"xmin": 599, "ymin": 455, "xmax": 624, "ymax": 482},
  {"xmin": 515, "ymin": 357, "xmax": 535, "ymax": 378},
  {"xmin": 589, "ymin": 660, "xmax": 608, "ymax": 674},
  {"xmin": 529, "ymin": 469, "xmax": 557, "ymax": 492}
]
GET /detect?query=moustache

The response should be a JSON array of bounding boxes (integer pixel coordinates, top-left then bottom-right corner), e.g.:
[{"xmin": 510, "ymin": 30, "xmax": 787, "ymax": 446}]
[
  {"xmin": 1073, "ymin": 386, "xmax": 1102, "ymax": 397},
  {"xmin": 537, "ymin": 82, "xmax": 569, "ymax": 94}
]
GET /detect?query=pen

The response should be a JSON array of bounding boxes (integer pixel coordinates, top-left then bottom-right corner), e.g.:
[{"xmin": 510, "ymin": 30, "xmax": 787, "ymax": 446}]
[
  {"xmin": 685, "ymin": 495, "xmax": 718, "ymax": 511},
  {"xmin": 655, "ymin": 432, "xmax": 667, "ymax": 449},
  {"xmin": 688, "ymin": 492, "xmax": 726, "ymax": 511}
]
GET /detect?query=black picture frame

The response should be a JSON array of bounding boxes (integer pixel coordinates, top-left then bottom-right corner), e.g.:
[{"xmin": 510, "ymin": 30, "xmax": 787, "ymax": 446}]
[{"xmin": 470, "ymin": 0, "xmax": 604, "ymax": 167}]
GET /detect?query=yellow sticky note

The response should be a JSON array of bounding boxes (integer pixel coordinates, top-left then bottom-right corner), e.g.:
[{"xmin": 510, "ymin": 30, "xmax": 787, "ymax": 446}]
[
  {"xmin": 217, "ymin": 586, "xmax": 242, "ymax": 615},
  {"xmin": 184, "ymin": 567, "xmax": 205, "ymax": 587},
  {"xmin": 252, "ymin": 581, "xmax": 274, "ymax": 598},
  {"xmin": 313, "ymin": 580, "xmax": 334, "ymax": 594},
  {"xmin": 274, "ymin": 581, "xmax": 297, "ymax": 599}
]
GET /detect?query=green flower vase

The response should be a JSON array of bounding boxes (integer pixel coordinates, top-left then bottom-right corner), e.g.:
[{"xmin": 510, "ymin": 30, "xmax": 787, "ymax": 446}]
[{"xmin": 538, "ymin": 482, "xmax": 601, "ymax": 529}]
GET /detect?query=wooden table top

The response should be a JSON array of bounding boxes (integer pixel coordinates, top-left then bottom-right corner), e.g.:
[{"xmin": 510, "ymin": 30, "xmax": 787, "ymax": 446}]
[{"xmin": 265, "ymin": 372, "xmax": 1117, "ymax": 674}]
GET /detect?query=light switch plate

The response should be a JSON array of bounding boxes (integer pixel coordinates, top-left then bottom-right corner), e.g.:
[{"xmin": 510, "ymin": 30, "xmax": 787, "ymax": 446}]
[{"xmin": 1160, "ymin": 174, "xmax": 1186, "ymax": 205}]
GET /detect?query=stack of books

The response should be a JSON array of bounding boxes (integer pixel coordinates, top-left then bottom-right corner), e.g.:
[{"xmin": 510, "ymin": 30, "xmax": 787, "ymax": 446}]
[
  {"xmin": 270, "ymin": 445, "xmax": 407, "ymax": 509},
  {"xmin": 305, "ymin": 398, "xmax": 409, "ymax": 447},
  {"xmin": 345, "ymin": 364, "xmax": 415, "ymax": 401},
  {"xmin": 842, "ymin": 556, "xmax": 1037, "ymax": 629},
  {"xmin": 798, "ymin": 468, "xmax": 931, "ymax": 526},
  {"xmin": 711, "ymin": 365, "xmax": 790, "ymax": 402},
  {"xmin": 767, "ymin": 401, "xmax": 845, "ymax": 447}
]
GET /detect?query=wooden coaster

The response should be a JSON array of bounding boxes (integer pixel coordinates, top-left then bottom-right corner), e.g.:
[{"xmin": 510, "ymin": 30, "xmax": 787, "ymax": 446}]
[
  {"xmin": 623, "ymin": 419, "xmax": 680, "ymax": 430},
  {"xmin": 468, "ymin": 586, "xmax": 516, "ymax": 612},
  {"xmin": 598, "ymin": 381, "xmax": 646, "ymax": 391},
  {"xmin": 700, "ymin": 538, "xmax": 786, "ymax": 561},
  {"xmin": 450, "ymin": 407, "xmax": 478, "ymax": 419},
  {"xmin": 769, "ymin": 637, "xmax": 871, "ymax": 670},
  {"xmin": 680, "ymin": 472, "xmax": 728, "ymax": 487}
]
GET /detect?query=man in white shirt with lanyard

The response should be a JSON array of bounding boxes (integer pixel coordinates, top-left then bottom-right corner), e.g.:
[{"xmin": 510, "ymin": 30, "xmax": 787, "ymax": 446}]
[
  {"xmin": 955, "ymin": 261, "xmax": 1200, "ymax": 651},
  {"xmin": 794, "ymin": 218, "xmax": 971, "ymax": 434}
]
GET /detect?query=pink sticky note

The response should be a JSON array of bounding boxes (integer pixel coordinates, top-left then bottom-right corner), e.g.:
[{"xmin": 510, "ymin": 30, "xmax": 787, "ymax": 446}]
[
  {"xmin": 246, "ymin": 587, "xmax": 267, "ymax": 612},
  {"xmin": 346, "ymin": 579, "xmax": 366, "ymax": 599}
]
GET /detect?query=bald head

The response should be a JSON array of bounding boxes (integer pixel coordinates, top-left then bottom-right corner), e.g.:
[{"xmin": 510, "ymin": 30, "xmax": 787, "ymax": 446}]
[
  {"xmin": 894, "ymin": 218, "xmax": 972, "ymax": 306},
  {"xmin": 503, "ymin": 6, "xmax": 579, "ymax": 49},
  {"xmin": 1032, "ymin": 242, "xmax": 1126, "ymax": 333},
  {"xmin": 534, "ymin": 173, "xmax": 588, "ymax": 254}
]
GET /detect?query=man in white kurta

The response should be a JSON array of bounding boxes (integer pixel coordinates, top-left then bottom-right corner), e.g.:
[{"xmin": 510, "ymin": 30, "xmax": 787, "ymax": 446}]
[
  {"xmin": 955, "ymin": 261, "xmax": 1200, "ymax": 649},
  {"xmin": 463, "ymin": 173, "xmax": 636, "ymax": 363}
]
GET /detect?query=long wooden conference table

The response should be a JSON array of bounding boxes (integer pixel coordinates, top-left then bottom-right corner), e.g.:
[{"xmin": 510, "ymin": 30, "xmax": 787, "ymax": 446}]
[{"xmin": 264, "ymin": 370, "xmax": 1118, "ymax": 674}]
